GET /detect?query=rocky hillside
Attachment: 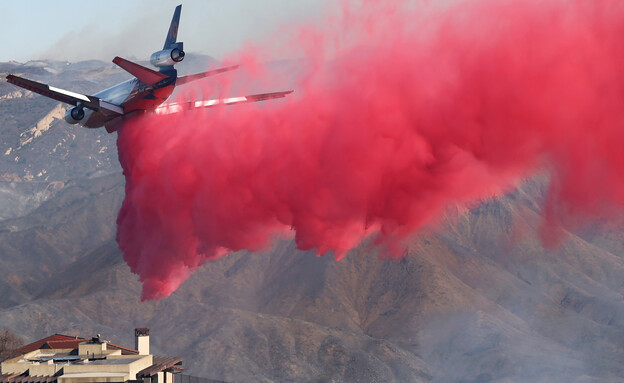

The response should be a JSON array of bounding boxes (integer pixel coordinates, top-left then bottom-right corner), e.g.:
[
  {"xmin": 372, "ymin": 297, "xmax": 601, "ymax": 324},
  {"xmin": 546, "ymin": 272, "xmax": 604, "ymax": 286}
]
[
  {"xmin": 1, "ymin": 60, "xmax": 624, "ymax": 382},
  {"xmin": 0, "ymin": 56, "xmax": 223, "ymax": 216},
  {"xmin": 0, "ymin": 60, "xmax": 124, "ymax": 182}
]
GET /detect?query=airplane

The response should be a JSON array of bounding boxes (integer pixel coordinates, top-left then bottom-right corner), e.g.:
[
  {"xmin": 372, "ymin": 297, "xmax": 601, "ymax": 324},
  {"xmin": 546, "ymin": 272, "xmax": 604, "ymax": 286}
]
[{"xmin": 5, "ymin": 4, "xmax": 292, "ymax": 133}]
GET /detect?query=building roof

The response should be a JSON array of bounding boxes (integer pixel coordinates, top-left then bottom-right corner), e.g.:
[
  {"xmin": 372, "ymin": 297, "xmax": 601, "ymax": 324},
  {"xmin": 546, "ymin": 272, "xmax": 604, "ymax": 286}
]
[
  {"xmin": 88, "ymin": 357, "xmax": 142, "ymax": 366},
  {"xmin": 105, "ymin": 343, "xmax": 139, "ymax": 355},
  {"xmin": 136, "ymin": 356, "xmax": 183, "ymax": 378},
  {"xmin": 17, "ymin": 334, "xmax": 139, "ymax": 356},
  {"xmin": 6, "ymin": 333, "xmax": 182, "ymax": 382},
  {"xmin": 17, "ymin": 335, "xmax": 88, "ymax": 355},
  {"xmin": 0, "ymin": 373, "xmax": 57, "ymax": 383}
]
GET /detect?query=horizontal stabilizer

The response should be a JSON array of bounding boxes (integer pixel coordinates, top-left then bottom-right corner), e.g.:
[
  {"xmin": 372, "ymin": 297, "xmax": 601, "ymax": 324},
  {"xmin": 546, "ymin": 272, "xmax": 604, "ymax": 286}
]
[
  {"xmin": 176, "ymin": 65, "xmax": 240, "ymax": 86},
  {"xmin": 154, "ymin": 90, "xmax": 293, "ymax": 115},
  {"xmin": 113, "ymin": 57, "xmax": 170, "ymax": 85}
]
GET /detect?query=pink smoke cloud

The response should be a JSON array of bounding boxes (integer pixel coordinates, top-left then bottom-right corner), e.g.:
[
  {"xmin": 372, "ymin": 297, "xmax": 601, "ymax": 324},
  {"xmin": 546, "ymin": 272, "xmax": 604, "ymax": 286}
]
[{"xmin": 116, "ymin": 0, "xmax": 624, "ymax": 299}]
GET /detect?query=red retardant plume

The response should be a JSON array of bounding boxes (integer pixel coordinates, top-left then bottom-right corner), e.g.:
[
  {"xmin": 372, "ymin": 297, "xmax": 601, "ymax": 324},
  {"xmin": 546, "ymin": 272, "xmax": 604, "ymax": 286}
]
[{"xmin": 116, "ymin": 0, "xmax": 624, "ymax": 300}]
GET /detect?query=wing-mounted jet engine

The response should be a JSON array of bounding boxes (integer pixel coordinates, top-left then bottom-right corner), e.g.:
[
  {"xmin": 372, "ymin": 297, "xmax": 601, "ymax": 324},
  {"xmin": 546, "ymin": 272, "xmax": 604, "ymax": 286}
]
[{"xmin": 64, "ymin": 105, "xmax": 85, "ymax": 124}]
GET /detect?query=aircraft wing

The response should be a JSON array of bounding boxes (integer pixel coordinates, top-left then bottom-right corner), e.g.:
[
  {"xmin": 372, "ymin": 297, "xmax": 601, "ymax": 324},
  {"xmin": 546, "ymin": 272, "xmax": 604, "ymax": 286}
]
[
  {"xmin": 154, "ymin": 90, "xmax": 293, "ymax": 115},
  {"xmin": 5, "ymin": 74, "xmax": 124, "ymax": 115},
  {"xmin": 6, "ymin": 74, "xmax": 100, "ymax": 108},
  {"xmin": 176, "ymin": 65, "xmax": 240, "ymax": 86}
]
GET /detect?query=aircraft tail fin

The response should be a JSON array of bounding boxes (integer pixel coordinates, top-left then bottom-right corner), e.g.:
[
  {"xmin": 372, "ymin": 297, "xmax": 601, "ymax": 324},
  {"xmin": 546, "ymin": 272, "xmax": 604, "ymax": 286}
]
[
  {"xmin": 113, "ymin": 57, "xmax": 170, "ymax": 85},
  {"xmin": 164, "ymin": 5, "xmax": 182, "ymax": 49}
]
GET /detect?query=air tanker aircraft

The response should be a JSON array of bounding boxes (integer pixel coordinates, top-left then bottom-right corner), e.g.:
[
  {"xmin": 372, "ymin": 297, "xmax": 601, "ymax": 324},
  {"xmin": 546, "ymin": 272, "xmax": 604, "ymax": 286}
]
[{"xmin": 5, "ymin": 4, "xmax": 292, "ymax": 133}]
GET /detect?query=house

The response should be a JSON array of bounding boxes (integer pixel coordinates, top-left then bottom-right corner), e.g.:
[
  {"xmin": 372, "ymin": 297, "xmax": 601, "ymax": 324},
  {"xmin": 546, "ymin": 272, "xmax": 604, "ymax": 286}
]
[{"xmin": 0, "ymin": 328, "xmax": 182, "ymax": 383}]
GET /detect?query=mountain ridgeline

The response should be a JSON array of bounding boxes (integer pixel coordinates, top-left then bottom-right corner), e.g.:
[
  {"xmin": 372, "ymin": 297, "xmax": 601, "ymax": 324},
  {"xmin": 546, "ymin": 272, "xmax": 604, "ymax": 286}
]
[{"xmin": 1, "ymin": 59, "xmax": 624, "ymax": 382}]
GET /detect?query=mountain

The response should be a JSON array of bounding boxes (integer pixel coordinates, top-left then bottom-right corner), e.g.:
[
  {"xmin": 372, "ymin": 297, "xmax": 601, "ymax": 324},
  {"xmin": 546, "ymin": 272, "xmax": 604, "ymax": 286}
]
[{"xmin": 1, "ymin": 60, "xmax": 624, "ymax": 382}]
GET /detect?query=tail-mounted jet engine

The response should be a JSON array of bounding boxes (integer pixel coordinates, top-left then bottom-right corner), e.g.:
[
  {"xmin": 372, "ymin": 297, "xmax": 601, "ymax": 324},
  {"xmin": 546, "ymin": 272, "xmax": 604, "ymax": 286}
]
[
  {"xmin": 64, "ymin": 105, "xmax": 85, "ymax": 124},
  {"xmin": 150, "ymin": 43, "xmax": 185, "ymax": 67}
]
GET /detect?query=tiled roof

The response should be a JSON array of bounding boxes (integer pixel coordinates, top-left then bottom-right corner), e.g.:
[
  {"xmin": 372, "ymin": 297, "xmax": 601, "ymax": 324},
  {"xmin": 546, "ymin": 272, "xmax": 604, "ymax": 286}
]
[
  {"xmin": 39, "ymin": 340, "xmax": 84, "ymax": 350},
  {"xmin": 0, "ymin": 374, "xmax": 18, "ymax": 383},
  {"xmin": 16, "ymin": 334, "xmax": 139, "ymax": 356},
  {"xmin": 136, "ymin": 356, "xmax": 184, "ymax": 378},
  {"xmin": 105, "ymin": 343, "xmax": 139, "ymax": 355},
  {"xmin": 17, "ymin": 334, "xmax": 88, "ymax": 355},
  {"xmin": 0, "ymin": 374, "xmax": 57, "ymax": 383}
]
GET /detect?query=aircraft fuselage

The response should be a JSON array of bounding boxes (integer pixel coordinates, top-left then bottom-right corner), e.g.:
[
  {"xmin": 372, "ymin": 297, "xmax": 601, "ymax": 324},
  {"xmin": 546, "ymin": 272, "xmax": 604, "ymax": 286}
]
[{"xmin": 81, "ymin": 72, "xmax": 177, "ymax": 129}]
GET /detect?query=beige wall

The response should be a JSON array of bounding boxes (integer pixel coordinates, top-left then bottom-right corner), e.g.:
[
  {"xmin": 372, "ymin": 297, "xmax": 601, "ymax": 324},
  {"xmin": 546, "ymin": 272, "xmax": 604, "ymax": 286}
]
[
  {"xmin": 3, "ymin": 346, "xmax": 158, "ymax": 382},
  {"xmin": 127, "ymin": 354, "xmax": 154, "ymax": 379},
  {"xmin": 137, "ymin": 335, "xmax": 150, "ymax": 355},
  {"xmin": 62, "ymin": 355, "xmax": 153, "ymax": 380},
  {"xmin": 58, "ymin": 373, "xmax": 128, "ymax": 383},
  {"xmin": 153, "ymin": 371, "xmax": 175, "ymax": 383},
  {"xmin": 106, "ymin": 349, "xmax": 122, "ymax": 356},
  {"xmin": 1, "ymin": 349, "xmax": 62, "ymax": 375},
  {"xmin": 0, "ymin": 360, "xmax": 30, "ymax": 375},
  {"xmin": 78, "ymin": 342, "xmax": 106, "ymax": 357},
  {"xmin": 29, "ymin": 363, "xmax": 62, "ymax": 377}
]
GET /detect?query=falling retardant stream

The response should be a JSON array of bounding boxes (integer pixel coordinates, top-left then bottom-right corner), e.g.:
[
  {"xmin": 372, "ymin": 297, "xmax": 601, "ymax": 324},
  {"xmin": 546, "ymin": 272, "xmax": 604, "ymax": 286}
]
[{"xmin": 116, "ymin": 0, "xmax": 624, "ymax": 300}]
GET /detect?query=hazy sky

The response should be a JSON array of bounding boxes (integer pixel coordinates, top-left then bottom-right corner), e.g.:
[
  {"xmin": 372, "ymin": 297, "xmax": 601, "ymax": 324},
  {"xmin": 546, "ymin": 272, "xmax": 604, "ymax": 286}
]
[{"xmin": 1, "ymin": 0, "xmax": 331, "ymax": 63}]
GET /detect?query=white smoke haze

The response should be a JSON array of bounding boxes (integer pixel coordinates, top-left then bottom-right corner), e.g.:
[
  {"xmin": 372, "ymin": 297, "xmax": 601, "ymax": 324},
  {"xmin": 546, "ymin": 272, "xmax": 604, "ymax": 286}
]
[
  {"xmin": 34, "ymin": 0, "xmax": 333, "ymax": 63},
  {"xmin": 412, "ymin": 178, "xmax": 624, "ymax": 382}
]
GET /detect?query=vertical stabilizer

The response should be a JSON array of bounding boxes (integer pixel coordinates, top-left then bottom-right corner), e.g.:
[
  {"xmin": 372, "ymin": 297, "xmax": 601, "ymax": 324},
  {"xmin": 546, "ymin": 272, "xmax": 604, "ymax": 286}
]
[{"xmin": 164, "ymin": 5, "xmax": 182, "ymax": 49}]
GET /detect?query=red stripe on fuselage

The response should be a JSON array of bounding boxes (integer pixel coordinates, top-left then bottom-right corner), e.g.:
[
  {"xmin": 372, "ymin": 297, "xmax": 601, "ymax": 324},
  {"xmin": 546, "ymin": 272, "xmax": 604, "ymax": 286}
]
[
  {"xmin": 123, "ymin": 82, "xmax": 176, "ymax": 113},
  {"xmin": 82, "ymin": 78, "xmax": 176, "ymax": 129}
]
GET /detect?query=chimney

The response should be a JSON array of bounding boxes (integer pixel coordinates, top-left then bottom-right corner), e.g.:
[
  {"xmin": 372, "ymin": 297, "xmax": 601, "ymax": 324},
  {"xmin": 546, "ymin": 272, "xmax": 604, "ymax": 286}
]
[{"xmin": 135, "ymin": 328, "xmax": 150, "ymax": 355}]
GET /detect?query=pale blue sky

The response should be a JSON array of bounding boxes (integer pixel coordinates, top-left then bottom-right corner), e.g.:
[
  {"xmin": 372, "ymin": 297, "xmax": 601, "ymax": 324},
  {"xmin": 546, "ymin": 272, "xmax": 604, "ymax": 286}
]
[{"xmin": 1, "ymin": 0, "xmax": 331, "ymax": 63}]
